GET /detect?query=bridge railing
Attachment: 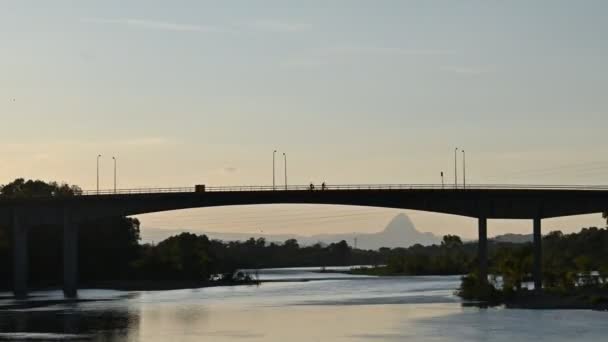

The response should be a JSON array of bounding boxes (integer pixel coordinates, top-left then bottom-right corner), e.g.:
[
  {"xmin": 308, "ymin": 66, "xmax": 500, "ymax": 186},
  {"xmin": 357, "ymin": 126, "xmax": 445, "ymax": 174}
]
[
  {"xmin": 79, "ymin": 187, "xmax": 195, "ymax": 196},
  {"xmin": 77, "ymin": 183, "xmax": 608, "ymax": 196}
]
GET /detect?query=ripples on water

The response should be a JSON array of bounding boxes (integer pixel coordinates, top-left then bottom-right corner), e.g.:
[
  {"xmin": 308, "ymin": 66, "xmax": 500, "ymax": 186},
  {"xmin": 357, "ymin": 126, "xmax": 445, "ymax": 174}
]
[{"xmin": 1, "ymin": 267, "xmax": 607, "ymax": 341}]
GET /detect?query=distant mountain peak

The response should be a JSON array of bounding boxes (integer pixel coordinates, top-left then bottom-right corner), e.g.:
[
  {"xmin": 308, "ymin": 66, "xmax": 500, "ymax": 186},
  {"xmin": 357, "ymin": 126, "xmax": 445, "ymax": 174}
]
[
  {"xmin": 141, "ymin": 212, "xmax": 440, "ymax": 250},
  {"xmin": 384, "ymin": 213, "xmax": 417, "ymax": 235}
]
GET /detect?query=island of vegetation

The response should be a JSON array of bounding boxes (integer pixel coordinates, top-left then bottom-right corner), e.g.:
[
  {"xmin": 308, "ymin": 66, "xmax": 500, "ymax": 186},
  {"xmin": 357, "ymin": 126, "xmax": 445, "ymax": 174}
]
[
  {"xmin": 343, "ymin": 228, "xmax": 608, "ymax": 310},
  {"xmin": 1, "ymin": 178, "xmax": 608, "ymax": 311}
]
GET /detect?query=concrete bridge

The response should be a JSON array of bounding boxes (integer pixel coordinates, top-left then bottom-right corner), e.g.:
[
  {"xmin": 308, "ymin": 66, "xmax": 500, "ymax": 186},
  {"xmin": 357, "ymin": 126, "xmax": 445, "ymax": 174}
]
[{"xmin": 2, "ymin": 183, "xmax": 608, "ymax": 298}]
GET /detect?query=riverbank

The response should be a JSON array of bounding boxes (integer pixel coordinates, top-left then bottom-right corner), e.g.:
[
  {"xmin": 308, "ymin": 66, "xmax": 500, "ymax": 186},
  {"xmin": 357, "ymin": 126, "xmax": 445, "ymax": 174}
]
[
  {"xmin": 321, "ymin": 265, "xmax": 462, "ymax": 277},
  {"xmin": 0, "ymin": 278, "xmax": 260, "ymax": 294},
  {"xmin": 82, "ymin": 278, "xmax": 261, "ymax": 291}
]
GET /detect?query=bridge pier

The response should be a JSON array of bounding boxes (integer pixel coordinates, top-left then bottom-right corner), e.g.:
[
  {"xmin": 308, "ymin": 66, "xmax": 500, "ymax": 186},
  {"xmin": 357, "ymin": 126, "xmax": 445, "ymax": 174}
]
[
  {"xmin": 478, "ymin": 217, "xmax": 488, "ymax": 283},
  {"xmin": 533, "ymin": 217, "xmax": 542, "ymax": 292},
  {"xmin": 63, "ymin": 212, "xmax": 78, "ymax": 298},
  {"xmin": 12, "ymin": 211, "xmax": 28, "ymax": 298}
]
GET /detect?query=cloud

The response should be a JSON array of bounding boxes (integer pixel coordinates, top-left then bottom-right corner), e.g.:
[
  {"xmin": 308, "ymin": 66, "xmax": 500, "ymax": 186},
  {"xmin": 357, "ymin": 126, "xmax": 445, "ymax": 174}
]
[
  {"xmin": 281, "ymin": 59, "xmax": 328, "ymax": 69},
  {"xmin": 32, "ymin": 153, "xmax": 52, "ymax": 161},
  {"xmin": 440, "ymin": 66, "xmax": 491, "ymax": 75},
  {"xmin": 119, "ymin": 137, "xmax": 174, "ymax": 147},
  {"xmin": 251, "ymin": 20, "xmax": 311, "ymax": 33},
  {"xmin": 282, "ymin": 45, "xmax": 456, "ymax": 69},
  {"xmin": 83, "ymin": 17, "xmax": 314, "ymax": 35},
  {"xmin": 324, "ymin": 46, "xmax": 456, "ymax": 56},
  {"xmin": 218, "ymin": 167, "xmax": 238, "ymax": 174},
  {"xmin": 0, "ymin": 137, "xmax": 175, "ymax": 151},
  {"xmin": 81, "ymin": 17, "xmax": 223, "ymax": 33}
]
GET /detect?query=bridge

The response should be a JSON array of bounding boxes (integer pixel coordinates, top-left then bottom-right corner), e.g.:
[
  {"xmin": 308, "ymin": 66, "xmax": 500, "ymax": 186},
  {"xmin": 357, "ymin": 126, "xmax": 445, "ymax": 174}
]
[{"xmin": 2, "ymin": 183, "xmax": 608, "ymax": 298}]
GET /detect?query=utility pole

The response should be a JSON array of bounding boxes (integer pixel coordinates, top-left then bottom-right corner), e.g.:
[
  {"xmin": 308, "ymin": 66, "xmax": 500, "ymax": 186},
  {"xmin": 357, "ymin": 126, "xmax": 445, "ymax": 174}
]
[
  {"xmin": 454, "ymin": 147, "xmax": 458, "ymax": 189},
  {"xmin": 462, "ymin": 150, "xmax": 466, "ymax": 189},
  {"xmin": 283, "ymin": 152, "xmax": 287, "ymax": 190},
  {"xmin": 273, "ymin": 150, "xmax": 277, "ymax": 190},
  {"xmin": 112, "ymin": 156, "xmax": 117, "ymax": 193},
  {"xmin": 96, "ymin": 154, "xmax": 102, "ymax": 194}
]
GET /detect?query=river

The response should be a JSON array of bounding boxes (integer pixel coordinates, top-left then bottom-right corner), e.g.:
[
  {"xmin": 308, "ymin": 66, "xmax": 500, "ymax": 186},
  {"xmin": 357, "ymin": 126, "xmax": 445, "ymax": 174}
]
[{"xmin": 1, "ymin": 267, "xmax": 607, "ymax": 341}]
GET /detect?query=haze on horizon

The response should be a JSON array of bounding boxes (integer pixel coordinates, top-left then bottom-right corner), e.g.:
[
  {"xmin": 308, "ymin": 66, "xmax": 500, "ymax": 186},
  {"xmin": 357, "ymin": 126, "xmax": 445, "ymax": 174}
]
[{"xmin": 2, "ymin": 0, "xmax": 608, "ymax": 239}]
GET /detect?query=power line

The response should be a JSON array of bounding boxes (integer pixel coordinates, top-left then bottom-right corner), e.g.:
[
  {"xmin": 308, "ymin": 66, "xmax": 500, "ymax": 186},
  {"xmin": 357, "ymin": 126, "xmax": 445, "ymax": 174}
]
[
  {"xmin": 140, "ymin": 207, "xmax": 396, "ymax": 223},
  {"xmin": 143, "ymin": 210, "xmax": 396, "ymax": 228}
]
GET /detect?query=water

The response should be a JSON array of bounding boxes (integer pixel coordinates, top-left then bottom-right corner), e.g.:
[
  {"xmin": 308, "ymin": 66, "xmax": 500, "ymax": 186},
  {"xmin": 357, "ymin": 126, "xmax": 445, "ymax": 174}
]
[{"xmin": 0, "ymin": 267, "xmax": 607, "ymax": 341}]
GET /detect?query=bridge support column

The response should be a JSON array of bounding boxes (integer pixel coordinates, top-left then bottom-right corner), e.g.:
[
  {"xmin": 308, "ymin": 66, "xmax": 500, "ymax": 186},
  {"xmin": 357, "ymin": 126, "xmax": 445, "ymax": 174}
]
[
  {"xmin": 478, "ymin": 217, "xmax": 488, "ymax": 283},
  {"xmin": 63, "ymin": 212, "xmax": 78, "ymax": 298},
  {"xmin": 12, "ymin": 211, "xmax": 28, "ymax": 298},
  {"xmin": 533, "ymin": 217, "xmax": 542, "ymax": 292}
]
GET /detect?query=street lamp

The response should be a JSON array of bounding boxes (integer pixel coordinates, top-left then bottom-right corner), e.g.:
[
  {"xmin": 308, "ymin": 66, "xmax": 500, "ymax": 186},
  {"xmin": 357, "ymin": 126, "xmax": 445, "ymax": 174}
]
[
  {"xmin": 454, "ymin": 148, "xmax": 458, "ymax": 189},
  {"xmin": 112, "ymin": 156, "xmax": 117, "ymax": 194},
  {"xmin": 283, "ymin": 152, "xmax": 287, "ymax": 190},
  {"xmin": 97, "ymin": 154, "xmax": 102, "ymax": 194},
  {"xmin": 462, "ymin": 150, "xmax": 466, "ymax": 189},
  {"xmin": 273, "ymin": 150, "xmax": 277, "ymax": 190}
]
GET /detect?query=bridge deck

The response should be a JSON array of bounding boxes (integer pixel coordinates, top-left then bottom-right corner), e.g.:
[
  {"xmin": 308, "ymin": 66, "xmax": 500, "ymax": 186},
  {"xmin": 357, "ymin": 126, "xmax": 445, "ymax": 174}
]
[
  {"xmin": 75, "ymin": 183, "xmax": 608, "ymax": 196},
  {"xmin": 2, "ymin": 184, "xmax": 608, "ymax": 222}
]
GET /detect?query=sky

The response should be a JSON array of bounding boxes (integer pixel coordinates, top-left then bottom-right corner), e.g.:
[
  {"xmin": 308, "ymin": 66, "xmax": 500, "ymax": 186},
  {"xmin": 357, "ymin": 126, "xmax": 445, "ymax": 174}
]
[{"xmin": 1, "ymin": 1, "xmax": 608, "ymax": 239}]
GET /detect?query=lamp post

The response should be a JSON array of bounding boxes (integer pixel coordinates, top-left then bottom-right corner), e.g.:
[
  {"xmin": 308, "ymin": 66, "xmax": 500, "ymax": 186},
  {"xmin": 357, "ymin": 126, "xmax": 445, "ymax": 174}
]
[
  {"xmin": 454, "ymin": 148, "xmax": 458, "ymax": 189},
  {"xmin": 112, "ymin": 156, "xmax": 117, "ymax": 193},
  {"xmin": 462, "ymin": 150, "xmax": 466, "ymax": 189},
  {"xmin": 96, "ymin": 154, "xmax": 102, "ymax": 194},
  {"xmin": 283, "ymin": 152, "xmax": 287, "ymax": 190},
  {"xmin": 273, "ymin": 150, "xmax": 277, "ymax": 190}
]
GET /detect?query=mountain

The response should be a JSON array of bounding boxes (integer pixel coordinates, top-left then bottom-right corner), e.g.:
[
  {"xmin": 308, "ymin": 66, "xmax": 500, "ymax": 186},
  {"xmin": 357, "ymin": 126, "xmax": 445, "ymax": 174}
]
[
  {"xmin": 492, "ymin": 233, "xmax": 533, "ymax": 244},
  {"xmin": 141, "ymin": 213, "xmax": 440, "ymax": 249}
]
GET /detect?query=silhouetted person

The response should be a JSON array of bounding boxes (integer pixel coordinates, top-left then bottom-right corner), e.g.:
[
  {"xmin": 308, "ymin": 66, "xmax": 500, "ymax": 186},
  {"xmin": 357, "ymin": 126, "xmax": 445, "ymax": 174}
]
[
  {"xmin": 309, "ymin": 183, "xmax": 315, "ymax": 190},
  {"xmin": 321, "ymin": 182, "xmax": 326, "ymax": 190}
]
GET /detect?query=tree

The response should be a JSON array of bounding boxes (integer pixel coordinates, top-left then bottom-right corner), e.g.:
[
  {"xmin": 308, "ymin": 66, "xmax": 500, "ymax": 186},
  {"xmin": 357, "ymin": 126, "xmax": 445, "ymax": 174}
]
[
  {"xmin": 148, "ymin": 233, "xmax": 213, "ymax": 280},
  {"xmin": 79, "ymin": 217, "xmax": 142, "ymax": 282},
  {"xmin": 0, "ymin": 178, "xmax": 82, "ymax": 198},
  {"xmin": 441, "ymin": 235, "xmax": 463, "ymax": 249},
  {"xmin": 283, "ymin": 239, "xmax": 299, "ymax": 249},
  {"xmin": 495, "ymin": 247, "xmax": 532, "ymax": 292}
]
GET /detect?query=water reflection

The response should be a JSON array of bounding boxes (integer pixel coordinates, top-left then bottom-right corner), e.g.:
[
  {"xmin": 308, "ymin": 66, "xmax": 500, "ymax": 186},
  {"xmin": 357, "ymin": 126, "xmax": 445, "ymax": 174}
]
[
  {"xmin": 0, "ymin": 306, "xmax": 139, "ymax": 341},
  {"xmin": 0, "ymin": 269, "xmax": 607, "ymax": 341}
]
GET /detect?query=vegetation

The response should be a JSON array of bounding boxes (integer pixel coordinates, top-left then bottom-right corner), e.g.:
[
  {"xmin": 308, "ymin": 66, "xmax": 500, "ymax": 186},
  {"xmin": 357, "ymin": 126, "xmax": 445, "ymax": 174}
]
[
  {"xmin": 0, "ymin": 178, "xmax": 82, "ymax": 198},
  {"xmin": 457, "ymin": 227, "xmax": 608, "ymax": 308},
  {"xmin": 350, "ymin": 235, "xmax": 472, "ymax": 276}
]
